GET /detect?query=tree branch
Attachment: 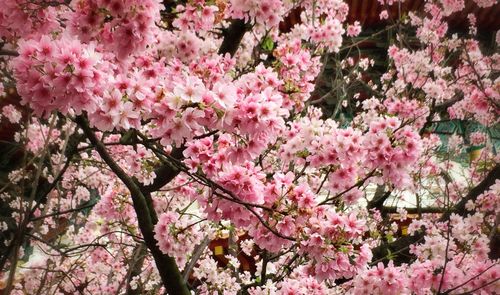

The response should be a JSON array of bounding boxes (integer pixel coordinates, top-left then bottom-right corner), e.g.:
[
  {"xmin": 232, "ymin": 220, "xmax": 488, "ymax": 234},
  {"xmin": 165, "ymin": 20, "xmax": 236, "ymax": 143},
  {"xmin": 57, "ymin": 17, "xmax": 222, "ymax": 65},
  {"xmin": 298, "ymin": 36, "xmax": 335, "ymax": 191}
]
[
  {"xmin": 125, "ymin": 244, "xmax": 147, "ymax": 295},
  {"xmin": 380, "ymin": 206, "xmax": 447, "ymax": 214},
  {"xmin": 440, "ymin": 164, "xmax": 499, "ymax": 221},
  {"xmin": 75, "ymin": 116, "xmax": 190, "ymax": 295},
  {"xmin": 182, "ymin": 236, "xmax": 209, "ymax": 282},
  {"xmin": 367, "ymin": 185, "xmax": 390, "ymax": 211},
  {"xmin": 218, "ymin": 19, "xmax": 249, "ymax": 57},
  {"xmin": 371, "ymin": 164, "xmax": 500, "ymax": 265},
  {"xmin": 141, "ymin": 147, "xmax": 183, "ymax": 193},
  {"xmin": 30, "ymin": 201, "xmax": 96, "ymax": 222},
  {"xmin": 0, "ymin": 49, "xmax": 19, "ymax": 57}
]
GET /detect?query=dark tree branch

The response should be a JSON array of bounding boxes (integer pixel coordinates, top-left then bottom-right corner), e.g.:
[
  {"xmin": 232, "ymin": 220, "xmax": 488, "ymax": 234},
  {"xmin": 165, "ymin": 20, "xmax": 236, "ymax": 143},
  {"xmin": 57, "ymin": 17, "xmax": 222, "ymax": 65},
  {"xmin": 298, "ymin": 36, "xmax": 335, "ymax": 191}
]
[
  {"xmin": 440, "ymin": 164, "xmax": 499, "ymax": 221},
  {"xmin": 371, "ymin": 164, "xmax": 500, "ymax": 265},
  {"xmin": 141, "ymin": 147, "xmax": 183, "ymax": 193},
  {"xmin": 367, "ymin": 185, "xmax": 390, "ymax": 211},
  {"xmin": 125, "ymin": 244, "xmax": 148, "ymax": 295},
  {"xmin": 30, "ymin": 201, "xmax": 96, "ymax": 222},
  {"xmin": 489, "ymin": 212, "xmax": 500, "ymax": 260},
  {"xmin": 182, "ymin": 236, "xmax": 209, "ymax": 282},
  {"xmin": 433, "ymin": 93, "xmax": 463, "ymax": 113},
  {"xmin": 75, "ymin": 116, "xmax": 190, "ymax": 295},
  {"xmin": 218, "ymin": 19, "xmax": 249, "ymax": 57},
  {"xmin": 380, "ymin": 206, "xmax": 447, "ymax": 214},
  {"xmin": 0, "ymin": 49, "xmax": 19, "ymax": 57}
]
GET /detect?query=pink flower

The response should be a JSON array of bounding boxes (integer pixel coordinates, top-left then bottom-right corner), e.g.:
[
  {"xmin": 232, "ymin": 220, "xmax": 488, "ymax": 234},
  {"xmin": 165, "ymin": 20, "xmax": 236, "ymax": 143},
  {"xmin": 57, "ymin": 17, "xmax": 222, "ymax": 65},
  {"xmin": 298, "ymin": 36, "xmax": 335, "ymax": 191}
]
[
  {"xmin": 276, "ymin": 216, "xmax": 296, "ymax": 236},
  {"xmin": 347, "ymin": 22, "xmax": 362, "ymax": 37},
  {"xmin": 380, "ymin": 10, "xmax": 389, "ymax": 20},
  {"xmin": 2, "ymin": 104, "xmax": 22, "ymax": 124}
]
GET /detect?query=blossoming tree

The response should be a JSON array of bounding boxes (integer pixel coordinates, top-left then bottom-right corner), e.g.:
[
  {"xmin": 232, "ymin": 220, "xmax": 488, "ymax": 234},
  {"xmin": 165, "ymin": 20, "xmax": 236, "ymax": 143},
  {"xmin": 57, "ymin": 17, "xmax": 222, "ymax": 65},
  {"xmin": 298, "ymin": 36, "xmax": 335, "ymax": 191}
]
[{"xmin": 0, "ymin": 0, "xmax": 499, "ymax": 294}]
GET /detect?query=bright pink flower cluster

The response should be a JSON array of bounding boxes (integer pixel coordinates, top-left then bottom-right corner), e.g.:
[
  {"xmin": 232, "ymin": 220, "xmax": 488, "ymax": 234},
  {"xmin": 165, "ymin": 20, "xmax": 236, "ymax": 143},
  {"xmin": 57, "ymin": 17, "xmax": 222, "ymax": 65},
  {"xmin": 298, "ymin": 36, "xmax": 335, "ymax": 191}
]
[
  {"xmin": 280, "ymin": 110, "xmax": 423, "ymax": 192},
  {"xmin": 474, "ymin": 180, "xmax": 500, "ymax": 214},
  {"xmin": 250, "ymin": 275, "xmax": 332, "ymax": 294},
  {"xmin": 299, "ymin": 209, "xmax": 371, "ymax": 280},
  {"xmin": 308, "ymin": 18, "xmax": 345, "ymax": 52},
  {"xmin": 149, "ymin": 70, "xmax": 233, "ymax": 145},
  {"xmin": 202, "ymin": 161, "xmax": 265, "ymax": 228},
  {"xmin": 351, "ymin": 259, "xmax": 500, "ymax": 295},
  {"xmin": 449, "ymin": 87, "xmax": 499, "ymax": 126},
  {"xmin": 384, "ymin": 97, "xmax": 430, "ymax": 130},
  {"xmin": 1, "ymin": 104, "xmax": 22, "ymax": 124},
  {"xmin": 154, "ymin": 211, "xmax": 205, "ymax": 268},
  {"xmin": 439, "ymin": 0, "xmax": 465, "ymax": 16},
  {"xmin": 415, "ymin": 3, "xmax": 449, "ymax": 44},
  {"xmin": 94, "ymin": 185, "xmax": 136, "ymax": 225},
  {"xmin": 157, "ymin": 30, "xmax": 208, "ymax": 62},
  {"xmin": 12, "ymin": 35, "xmax": 106, "ymax": 117},
  {"xmin": 290, "ymin": 0, "xmax": 349, "ymax": 52},
  {"xmin": 274, "ymin": 40, "xmax": 322, "ymax": 110},
  {"xmin": 172, "ymin": 3, "xmax": 219, "ymax": 31},
  {"xmin": 228, "ymin": 0, "xmax": 284, "ymax": 28},
  {"xmin": 346, "ymin": 21, "xmax": 362, "ymax": 37},
  {"xmin": 351, "ymin": 262, "xmax": 407, "ymax": 295},
  {"xmin": 69, "ymin": 0, "xmax": 161, "ymax": 59},
  {"xmin": 364, "ymin": 119, "xmax": 423, "ymax": 189},
  {"xmin": 0, "ymin": 0, "xmax": 61, "ymax": 40},
  {"xmin": 217, "ymin": 162, "xmax": 266, "ymax": 206}
]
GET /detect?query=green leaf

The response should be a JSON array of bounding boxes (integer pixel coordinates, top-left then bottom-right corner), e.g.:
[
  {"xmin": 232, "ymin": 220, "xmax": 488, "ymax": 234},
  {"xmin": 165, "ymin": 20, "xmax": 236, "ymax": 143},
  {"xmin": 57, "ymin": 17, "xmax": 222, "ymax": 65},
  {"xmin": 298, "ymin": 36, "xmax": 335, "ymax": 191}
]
[
  {"xmin": 261, "ymin": 37, "xmax": 275, "ymax": 52},
  {"xmin": 214, "ymin": 107, "xmax": 225, "ymax": 120},
  {"xmin": 387, "ymin": 249, "xmax": 395, "ymax": 260},
  {"xmin": 119, "ymin": 130, "xmax": 136, "ymax": 145},
  {"xmin": 296, "ymin": 149, "xmax": 310, "ymax": 158}
]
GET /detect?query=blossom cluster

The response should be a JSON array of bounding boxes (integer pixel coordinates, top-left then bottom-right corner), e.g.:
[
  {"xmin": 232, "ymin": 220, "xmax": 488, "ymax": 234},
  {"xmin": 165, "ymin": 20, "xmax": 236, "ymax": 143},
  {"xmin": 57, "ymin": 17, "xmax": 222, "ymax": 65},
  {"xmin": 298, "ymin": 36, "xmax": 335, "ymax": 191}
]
[
  {"xmin": 279, "ymin": 109, "xmax": 423, "ymax": 191},
  {"xmin": 172, "ymin": 2, "xmax": 219, "ymax": 32},
  {"xmin": 2, "ymin": 0, "xmax": 500, "ymax": 294},
  {"xmin": 69, "ymin": 0, "xmax": 161, "ymax": 60},
  {"xmin": 350, "ymin": 255, "xmax": 500, "ymax": 294},
  {"xmin": 154, "ymin": 211, "xmax": 205, "ymax": 268},
  {"xmin": 228, "ymin": 0, "xmax": 285, "ymax": 29},
  {"xmin": 274, "ymin": 40, "xmax": 322, "ymax": 110},
  {"xmin": 288, "ymin": 0, "xmax": 349, "ymax": 52},
  {"xmin": 11, "ymin": 35, "xmax": 106, "ymax": 117},
  {"xmin": 0, "ymin": 0, "xmax": 61, "ymax": 40}
]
